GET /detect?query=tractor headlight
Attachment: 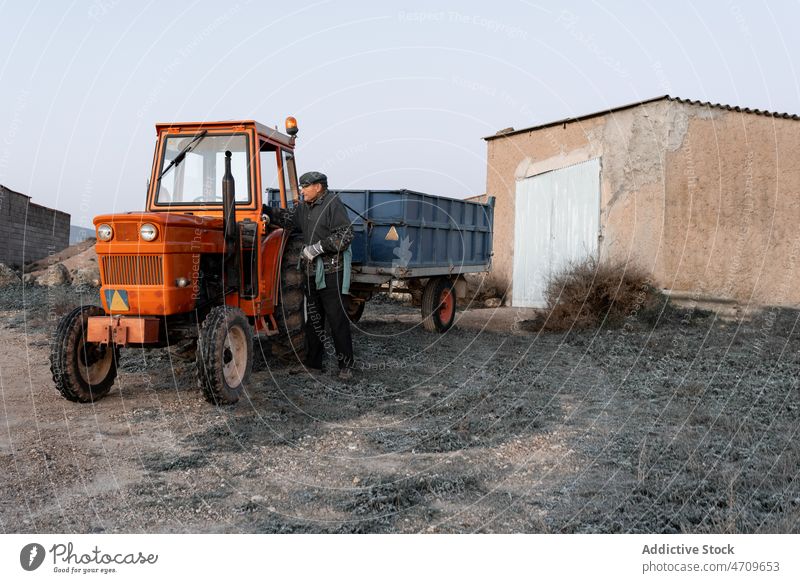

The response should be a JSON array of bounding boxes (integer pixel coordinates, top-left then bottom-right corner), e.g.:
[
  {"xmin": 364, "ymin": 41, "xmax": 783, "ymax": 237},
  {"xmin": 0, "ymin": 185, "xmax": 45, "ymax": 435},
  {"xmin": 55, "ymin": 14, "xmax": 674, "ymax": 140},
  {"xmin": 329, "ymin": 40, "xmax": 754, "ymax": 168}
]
[
  {"xmin": 97, "ymin": 224, "xmax": 113, "ymax": 241},
  {"xmin": 139, "ymin": 223, "xmax": 158, "ymax": 242}
]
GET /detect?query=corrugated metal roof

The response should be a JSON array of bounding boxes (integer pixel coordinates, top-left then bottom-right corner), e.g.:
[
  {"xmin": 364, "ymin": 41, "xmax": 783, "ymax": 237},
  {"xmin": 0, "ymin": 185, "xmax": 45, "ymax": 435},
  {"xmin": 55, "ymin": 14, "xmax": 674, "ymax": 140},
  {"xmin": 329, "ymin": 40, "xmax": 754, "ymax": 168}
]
[
  {"xmin": 668, "ymin": 95, "xmax": 800, "ymax": 118},
  {"xmin": 483, "ymin": 95, "xmax": 800, "ymax": 141}
]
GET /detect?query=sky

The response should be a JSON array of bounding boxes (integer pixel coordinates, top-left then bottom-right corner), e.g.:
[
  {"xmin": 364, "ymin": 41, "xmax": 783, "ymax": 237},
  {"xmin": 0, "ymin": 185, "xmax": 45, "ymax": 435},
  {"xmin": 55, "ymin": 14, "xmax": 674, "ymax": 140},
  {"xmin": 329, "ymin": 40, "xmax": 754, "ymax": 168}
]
[{"xmin": 0, "ymin": 0, "xmax": 798, "ymax": 228}]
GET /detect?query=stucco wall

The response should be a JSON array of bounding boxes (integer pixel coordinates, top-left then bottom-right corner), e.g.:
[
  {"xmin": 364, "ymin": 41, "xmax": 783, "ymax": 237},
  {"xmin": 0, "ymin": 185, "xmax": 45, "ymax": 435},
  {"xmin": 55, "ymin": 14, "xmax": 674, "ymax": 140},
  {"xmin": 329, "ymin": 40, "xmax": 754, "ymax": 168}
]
[
  {"xmin": 662, "ymin": 111, "xmax": 800, "ymax": 305},
  {"xmin": 485, "ymin": 99, "xmax": 800, "ymax": 307}
]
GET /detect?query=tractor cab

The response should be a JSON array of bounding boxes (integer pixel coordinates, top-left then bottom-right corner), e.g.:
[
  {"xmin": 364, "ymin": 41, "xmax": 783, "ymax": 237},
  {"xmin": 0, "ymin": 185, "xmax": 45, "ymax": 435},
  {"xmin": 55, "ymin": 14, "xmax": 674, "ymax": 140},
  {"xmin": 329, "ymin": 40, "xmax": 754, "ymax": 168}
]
[{"xmin": 147, "ymin": 119, "xmax": 300, "ymax": 214}]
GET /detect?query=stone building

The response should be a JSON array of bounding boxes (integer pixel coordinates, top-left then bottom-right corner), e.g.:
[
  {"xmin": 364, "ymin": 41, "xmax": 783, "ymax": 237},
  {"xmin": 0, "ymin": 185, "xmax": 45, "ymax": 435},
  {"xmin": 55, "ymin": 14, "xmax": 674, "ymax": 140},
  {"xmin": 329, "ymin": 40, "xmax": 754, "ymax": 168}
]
[
  {"xmin": 483, "ymin": 95, "xmax": 800, "ymax": 309},
  {"xmin": 0, "ymin": 184, "xmax": 71, "ymax": 268}
]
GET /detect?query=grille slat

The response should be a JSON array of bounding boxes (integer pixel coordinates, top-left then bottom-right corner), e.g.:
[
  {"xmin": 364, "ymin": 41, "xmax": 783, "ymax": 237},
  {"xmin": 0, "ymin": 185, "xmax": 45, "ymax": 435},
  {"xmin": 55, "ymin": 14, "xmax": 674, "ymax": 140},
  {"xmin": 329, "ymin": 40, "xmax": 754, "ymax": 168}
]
[{"xmin": 102, "ymin": 255, "xmax": 164, "ymax": 285}]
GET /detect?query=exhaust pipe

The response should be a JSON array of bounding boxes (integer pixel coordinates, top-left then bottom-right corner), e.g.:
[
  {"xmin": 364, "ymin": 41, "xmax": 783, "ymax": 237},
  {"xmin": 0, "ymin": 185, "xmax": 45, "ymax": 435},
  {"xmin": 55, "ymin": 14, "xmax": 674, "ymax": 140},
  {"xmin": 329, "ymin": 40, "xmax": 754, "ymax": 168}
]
[{"xmin": 222, "ymin": 150, "xmax": 239, "ymax": 292}]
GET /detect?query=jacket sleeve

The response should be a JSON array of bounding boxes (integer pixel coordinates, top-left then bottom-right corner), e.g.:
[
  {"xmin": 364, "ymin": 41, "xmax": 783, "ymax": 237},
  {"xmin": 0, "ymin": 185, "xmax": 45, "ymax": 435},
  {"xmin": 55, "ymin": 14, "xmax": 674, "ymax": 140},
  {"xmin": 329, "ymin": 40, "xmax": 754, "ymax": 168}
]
[
  {"xmin": 262, "ymin": 203, "xmax": 300, "ymax": 233},
  {"xmin": 319, "ymin": 197, "xmax": 353, "ymax": 253}
]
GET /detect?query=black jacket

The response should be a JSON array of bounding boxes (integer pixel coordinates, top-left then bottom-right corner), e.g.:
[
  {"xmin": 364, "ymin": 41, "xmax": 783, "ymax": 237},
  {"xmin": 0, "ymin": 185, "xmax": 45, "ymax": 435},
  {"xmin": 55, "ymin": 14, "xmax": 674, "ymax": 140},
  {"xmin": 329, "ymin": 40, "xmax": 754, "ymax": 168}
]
[{"xmin": 264, "ymin": 190, "xmax": 354, "ymax": 273}]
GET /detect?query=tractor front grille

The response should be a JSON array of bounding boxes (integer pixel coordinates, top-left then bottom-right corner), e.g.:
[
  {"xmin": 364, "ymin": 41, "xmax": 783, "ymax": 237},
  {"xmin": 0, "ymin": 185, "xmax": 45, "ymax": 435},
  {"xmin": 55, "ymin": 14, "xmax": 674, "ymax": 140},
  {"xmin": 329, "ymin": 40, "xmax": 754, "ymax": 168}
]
[{"xmin": 101, "ymin": 255, "xmax": 164, "ymax": 286}]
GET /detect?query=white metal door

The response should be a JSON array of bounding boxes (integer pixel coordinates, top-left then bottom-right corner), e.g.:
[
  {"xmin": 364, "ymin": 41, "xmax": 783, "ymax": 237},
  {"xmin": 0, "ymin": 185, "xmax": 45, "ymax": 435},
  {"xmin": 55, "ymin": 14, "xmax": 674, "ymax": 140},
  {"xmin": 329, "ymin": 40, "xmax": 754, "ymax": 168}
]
[{"xmin": 512, "ymin": 158, "xmax": 601, "ymax": 308}]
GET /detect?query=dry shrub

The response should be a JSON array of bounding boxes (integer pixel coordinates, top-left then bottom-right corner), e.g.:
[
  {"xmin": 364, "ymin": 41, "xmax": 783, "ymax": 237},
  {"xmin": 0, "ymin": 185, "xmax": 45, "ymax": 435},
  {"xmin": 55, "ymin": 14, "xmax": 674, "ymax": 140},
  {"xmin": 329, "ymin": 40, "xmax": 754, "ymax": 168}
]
[{"xmin": 536, "ymin": 257, "xmax": 661, "ymax": 331}]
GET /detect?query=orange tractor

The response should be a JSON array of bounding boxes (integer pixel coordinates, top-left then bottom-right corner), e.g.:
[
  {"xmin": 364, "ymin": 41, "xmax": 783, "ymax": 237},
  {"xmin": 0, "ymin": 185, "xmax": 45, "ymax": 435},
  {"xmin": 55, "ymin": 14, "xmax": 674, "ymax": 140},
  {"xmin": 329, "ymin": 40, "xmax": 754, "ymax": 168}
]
[{"xmin": 50, "ymin": 119, "xmax": 306, "ymax": 405}]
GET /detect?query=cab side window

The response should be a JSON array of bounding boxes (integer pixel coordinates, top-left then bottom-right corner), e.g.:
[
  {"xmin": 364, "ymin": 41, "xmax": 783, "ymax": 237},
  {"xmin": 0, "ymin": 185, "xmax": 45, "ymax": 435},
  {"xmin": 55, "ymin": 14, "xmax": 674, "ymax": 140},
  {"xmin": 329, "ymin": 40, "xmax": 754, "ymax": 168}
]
[{"xmin": 260, "ymin": 141, "xmax": 282, "ymax": 209}]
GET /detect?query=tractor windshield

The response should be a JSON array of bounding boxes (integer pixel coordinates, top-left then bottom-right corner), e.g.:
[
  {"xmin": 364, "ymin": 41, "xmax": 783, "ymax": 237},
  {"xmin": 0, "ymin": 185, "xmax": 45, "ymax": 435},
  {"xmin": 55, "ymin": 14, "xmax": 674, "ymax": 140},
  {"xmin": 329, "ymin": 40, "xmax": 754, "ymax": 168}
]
[{"xmin": 155, "ymin": 133, "xmax": 251, "ymax": 205}]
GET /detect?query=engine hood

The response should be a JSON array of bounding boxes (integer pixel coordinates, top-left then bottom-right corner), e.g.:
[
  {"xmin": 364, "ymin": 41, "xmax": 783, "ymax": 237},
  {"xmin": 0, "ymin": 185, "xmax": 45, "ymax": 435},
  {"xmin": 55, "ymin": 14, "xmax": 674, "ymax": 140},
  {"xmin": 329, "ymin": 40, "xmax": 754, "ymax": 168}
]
[
  {"xmin": 93, "ymin": 212, "xmax": 223, "ymax": 231},
  {"xmin": 92, "ymin": 212, "xmax": 224, "ymax": 253}
]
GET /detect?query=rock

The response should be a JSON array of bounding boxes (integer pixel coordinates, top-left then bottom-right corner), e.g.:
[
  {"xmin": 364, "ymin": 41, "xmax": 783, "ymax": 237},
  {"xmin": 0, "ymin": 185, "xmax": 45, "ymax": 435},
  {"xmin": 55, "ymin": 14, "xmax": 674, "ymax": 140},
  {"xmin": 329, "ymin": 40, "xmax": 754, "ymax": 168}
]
[
  {"xmin": 22, "ymin": 273, "xmax": 37, "ymax": 285},
  {"xmin": 389, "ymin": 291, "xmax": 412, "ymax": 303},
  {"xmin": 463, "ymin": 273, "xmax": 501, "ymax": 301},
  {"xmin": 71, "ymin": 266, "xmax": 100, "ymax": 287},
  {"xmin": 38, "ymin": 263, "xmax": 72, "ymax": 286},
  {"xmin": 0, "ymin": 263, "xmax": 21, "ymax": 286},
  {"xmin": 482, "ymin": 287, "xmax": 498, "ymax": 300},
  {"xmin": 484, "ymin": 298, "xmax": 502, "ymax": 308}
]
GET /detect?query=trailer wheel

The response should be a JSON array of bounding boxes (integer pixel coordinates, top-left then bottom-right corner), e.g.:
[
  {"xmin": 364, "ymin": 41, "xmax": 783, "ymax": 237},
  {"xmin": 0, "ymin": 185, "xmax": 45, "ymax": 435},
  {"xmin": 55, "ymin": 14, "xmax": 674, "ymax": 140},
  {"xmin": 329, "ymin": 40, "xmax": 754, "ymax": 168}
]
[
  {"xmin": 50, "ymin": 305, "xmax": 118, "ymax": 403},
  {"xmin": 421, "ymin": 277, "xmax": 456, "ymax": 333},
  {"xmin": 346, "ymin": 297, "xmax": 365, "ymax": 323},
  {"xmin": 272, "ymin": 234, "xmax": 306, "ymax": 361},
  {"xmin": 196, "ymin": 305, "xmax": 253, "ymax": 405}
]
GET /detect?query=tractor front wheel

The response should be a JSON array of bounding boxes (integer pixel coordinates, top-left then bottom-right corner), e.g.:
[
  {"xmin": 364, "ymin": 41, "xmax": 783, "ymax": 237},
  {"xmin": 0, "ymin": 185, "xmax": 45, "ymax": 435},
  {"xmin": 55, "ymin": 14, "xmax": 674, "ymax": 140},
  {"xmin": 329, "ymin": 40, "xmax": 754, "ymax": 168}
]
[
  {"xmin": 196, "ymin": 306, "xmax": 253, "ymax": 405},
  {"xmin": 50, "ymin": 305, "xmax": 119, "ymax": 403}
]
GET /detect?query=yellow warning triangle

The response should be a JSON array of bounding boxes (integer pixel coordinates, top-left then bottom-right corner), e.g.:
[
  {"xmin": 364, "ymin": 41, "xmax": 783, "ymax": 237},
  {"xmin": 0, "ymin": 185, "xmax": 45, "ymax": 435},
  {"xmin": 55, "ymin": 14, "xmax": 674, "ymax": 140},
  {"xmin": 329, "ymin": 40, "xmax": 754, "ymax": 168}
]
[
  {"xmin": 385, "ymin": 225, "xmax": 399, "ymax": 241},
  {"xmin": 110, "ymin": 291, "xmax": 129, "ymax": 311}
]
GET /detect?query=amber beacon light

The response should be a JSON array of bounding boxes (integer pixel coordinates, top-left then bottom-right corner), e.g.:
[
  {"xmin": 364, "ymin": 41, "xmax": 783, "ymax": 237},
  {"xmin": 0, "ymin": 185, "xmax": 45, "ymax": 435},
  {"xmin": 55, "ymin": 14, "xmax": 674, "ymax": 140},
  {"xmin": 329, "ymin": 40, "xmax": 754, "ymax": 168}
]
[{"xmin": 285, "ymin": 116, "xmax": 298, "ymax": 136}]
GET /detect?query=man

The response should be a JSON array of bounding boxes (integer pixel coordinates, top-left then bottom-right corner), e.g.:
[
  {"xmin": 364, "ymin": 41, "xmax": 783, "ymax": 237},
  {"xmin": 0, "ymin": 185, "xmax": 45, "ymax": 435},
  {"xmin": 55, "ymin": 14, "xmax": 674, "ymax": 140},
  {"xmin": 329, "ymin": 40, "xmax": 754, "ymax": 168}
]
[{"xmin": 263, "ymin": 171, "xmax": 355, "ymax": 380}]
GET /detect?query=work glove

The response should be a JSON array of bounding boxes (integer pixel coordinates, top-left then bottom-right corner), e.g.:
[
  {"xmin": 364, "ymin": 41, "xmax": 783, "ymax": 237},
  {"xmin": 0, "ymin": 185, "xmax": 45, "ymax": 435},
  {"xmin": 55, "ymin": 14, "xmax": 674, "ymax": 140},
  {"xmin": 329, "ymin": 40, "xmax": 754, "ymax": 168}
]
[{"xmin": 302, "ymin": 241, "xmax": 324, "ymax": 262}]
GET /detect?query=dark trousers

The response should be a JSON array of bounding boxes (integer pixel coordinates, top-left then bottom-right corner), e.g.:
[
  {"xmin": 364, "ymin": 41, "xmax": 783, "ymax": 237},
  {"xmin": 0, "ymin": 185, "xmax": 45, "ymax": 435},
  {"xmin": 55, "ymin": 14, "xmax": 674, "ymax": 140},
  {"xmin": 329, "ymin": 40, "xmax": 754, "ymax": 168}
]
[{"xmin": 304, "ymin": 270, "xmax": 354, "ymax": 370}]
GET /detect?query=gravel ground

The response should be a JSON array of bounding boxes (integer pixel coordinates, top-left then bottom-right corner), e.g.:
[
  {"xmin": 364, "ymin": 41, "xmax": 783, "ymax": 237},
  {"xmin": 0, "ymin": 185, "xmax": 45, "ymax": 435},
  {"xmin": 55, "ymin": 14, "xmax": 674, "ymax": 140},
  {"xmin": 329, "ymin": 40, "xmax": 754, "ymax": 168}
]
[{"xmin": 0, "ymin": 284, "xmax": 798, "ymax": 533}]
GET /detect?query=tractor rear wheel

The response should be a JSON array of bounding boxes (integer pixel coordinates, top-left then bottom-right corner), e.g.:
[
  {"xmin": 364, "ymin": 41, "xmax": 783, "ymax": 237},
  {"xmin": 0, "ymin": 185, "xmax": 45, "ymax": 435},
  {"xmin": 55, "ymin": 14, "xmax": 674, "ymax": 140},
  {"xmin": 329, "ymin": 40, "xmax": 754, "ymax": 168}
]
[
  {"xmin": 271, "ymin": 234, "xmax": 306, "ymax": 361},
  {"xmin": 196, "ymin": 305, "xmax": 253, "ymax": 405},
  {"xmin": 421, "ymin": 277, "xmax": 456, "ymax": 333},
  {"xmin": 50, "ymin": 305, "xmax": 119, "ymax": 403}
]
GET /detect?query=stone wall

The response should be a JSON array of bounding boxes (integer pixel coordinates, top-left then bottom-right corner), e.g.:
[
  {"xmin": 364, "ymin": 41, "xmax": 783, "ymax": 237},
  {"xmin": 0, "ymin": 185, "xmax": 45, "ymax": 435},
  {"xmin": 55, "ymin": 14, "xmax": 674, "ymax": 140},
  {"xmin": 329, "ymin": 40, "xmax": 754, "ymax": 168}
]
[{"xmin": 0, "ymin": 185, "xmax": 70, "ymax": 268}]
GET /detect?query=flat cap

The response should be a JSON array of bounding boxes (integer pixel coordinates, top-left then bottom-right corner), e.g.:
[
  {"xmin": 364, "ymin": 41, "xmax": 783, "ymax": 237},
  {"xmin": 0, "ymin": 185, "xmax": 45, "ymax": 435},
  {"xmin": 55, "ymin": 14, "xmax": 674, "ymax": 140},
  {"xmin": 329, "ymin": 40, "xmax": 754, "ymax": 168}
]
[{"xmin": 298, "ymin": 171, "xmax": 328, "ymax": 187}]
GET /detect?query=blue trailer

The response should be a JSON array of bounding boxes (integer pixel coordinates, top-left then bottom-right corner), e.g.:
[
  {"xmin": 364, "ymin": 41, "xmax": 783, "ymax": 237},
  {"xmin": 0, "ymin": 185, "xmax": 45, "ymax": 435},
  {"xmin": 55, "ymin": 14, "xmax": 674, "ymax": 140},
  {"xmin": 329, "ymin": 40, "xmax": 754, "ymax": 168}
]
[{"xmin": 268, "ymin": 189, "xmax": 495, "ymax": 332}]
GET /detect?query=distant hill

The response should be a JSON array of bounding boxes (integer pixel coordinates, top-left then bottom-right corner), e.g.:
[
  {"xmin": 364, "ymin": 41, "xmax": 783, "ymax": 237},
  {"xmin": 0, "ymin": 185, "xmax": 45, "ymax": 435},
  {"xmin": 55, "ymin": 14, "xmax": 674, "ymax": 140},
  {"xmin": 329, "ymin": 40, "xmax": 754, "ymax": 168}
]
[{"xmin": 70, "ymin": 225, "xmax": 96, "ymax": 245}]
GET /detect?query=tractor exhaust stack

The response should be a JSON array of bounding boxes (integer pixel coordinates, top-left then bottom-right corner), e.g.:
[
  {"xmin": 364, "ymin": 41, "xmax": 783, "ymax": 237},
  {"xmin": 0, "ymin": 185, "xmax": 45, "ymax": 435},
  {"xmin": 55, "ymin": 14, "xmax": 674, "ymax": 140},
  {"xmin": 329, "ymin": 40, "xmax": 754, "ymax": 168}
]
[{"xmin": 222, "ymin": 150, "xmax": 239, "ymax": 292}]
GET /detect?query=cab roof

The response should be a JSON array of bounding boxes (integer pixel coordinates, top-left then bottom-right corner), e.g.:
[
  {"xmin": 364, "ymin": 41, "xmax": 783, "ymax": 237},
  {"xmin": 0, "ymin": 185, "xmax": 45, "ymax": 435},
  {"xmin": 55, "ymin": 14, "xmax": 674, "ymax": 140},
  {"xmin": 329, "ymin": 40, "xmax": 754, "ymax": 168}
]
[{"xmin": 154, "ymin": 119, "xmax": 294, "ymax": 148}]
